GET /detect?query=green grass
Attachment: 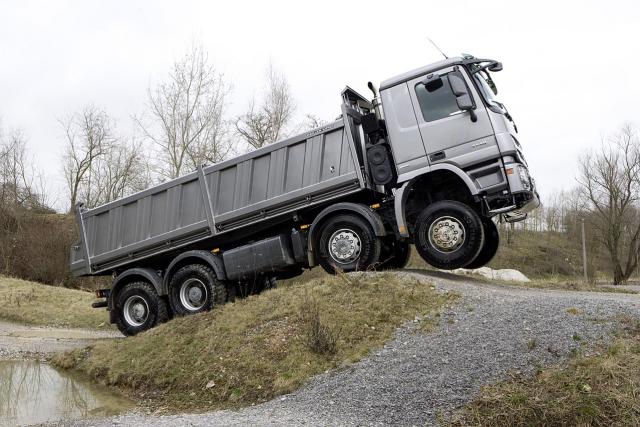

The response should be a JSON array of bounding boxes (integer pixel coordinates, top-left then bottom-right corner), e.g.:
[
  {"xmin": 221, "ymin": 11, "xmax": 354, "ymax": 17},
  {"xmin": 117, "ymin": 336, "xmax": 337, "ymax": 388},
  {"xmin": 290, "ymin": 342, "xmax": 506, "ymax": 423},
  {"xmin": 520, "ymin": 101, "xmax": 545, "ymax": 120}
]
[
  {"xmin": 0, "ymin": 275, "xmax": 110, "ymax": 329},
  {"xmin": 53, "ymin": 272, "xmax": 457, "ymax": 412},
  {"xmin": 449, "ymin": 318, "xmax": 640, "ymax": 426}
]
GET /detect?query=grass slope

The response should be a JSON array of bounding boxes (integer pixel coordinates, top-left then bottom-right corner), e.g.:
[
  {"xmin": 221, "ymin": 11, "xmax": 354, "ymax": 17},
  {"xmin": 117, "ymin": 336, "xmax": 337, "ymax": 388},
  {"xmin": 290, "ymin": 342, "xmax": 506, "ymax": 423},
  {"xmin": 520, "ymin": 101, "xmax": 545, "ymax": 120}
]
[
  {"xmin": 54, "ymin": 273, "xmax": 456, "ymax": 412},
  {"xmin": 450, "ymin": 318, "xmax": 640, "ymax": 426},
  {"xmin": 0, "ymin": 275, "xmax": 109, "ymax": 329}
]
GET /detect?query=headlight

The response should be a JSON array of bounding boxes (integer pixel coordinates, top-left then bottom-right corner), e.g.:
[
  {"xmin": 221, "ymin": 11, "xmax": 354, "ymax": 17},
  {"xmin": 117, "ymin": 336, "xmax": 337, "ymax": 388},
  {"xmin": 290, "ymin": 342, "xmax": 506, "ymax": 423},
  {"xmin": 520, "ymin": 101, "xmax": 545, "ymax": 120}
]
[{"xmin": 517, "ymin": 166, "xmax": 531, "ymax": 191}]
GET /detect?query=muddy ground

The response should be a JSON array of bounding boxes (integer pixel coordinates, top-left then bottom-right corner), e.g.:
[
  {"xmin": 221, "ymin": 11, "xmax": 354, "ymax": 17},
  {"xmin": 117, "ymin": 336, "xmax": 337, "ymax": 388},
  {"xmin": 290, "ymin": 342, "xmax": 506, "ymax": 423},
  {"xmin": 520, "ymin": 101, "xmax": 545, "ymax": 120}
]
[{"xmin": 0, "ymin": 320, "xmax": 121, "ymax": 359}]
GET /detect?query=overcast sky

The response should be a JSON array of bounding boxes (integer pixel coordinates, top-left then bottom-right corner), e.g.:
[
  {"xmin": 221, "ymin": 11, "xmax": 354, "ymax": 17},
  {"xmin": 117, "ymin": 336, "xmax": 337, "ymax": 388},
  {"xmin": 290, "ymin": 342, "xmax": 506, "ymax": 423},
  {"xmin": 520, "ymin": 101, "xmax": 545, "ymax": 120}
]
[{"xmin": 1, "ymin": 0, "xmax": 639, "ymax": 211}]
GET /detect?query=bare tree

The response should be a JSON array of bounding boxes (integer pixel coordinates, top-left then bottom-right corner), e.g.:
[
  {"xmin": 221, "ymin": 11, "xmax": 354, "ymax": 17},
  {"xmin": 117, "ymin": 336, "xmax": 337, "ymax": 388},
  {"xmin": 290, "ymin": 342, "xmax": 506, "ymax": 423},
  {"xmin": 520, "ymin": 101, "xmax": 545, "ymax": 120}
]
[
  {"xmin": 138, "ymin": 44, "xmax": 231, "ymax": 179},
  {"xmin": 235, "ymin": 63, "xmax": 295, "ymax": 149},
  {"xmin": 0, "ymin": 130, "xmax": 32, "ymax": 207},
  {"xmin": 62, "ymin": 106, "xmax": 150, "ymax": 210},
  {"xmin": 578, "ymin": 124, "xmax": 640, "ymax": 285},
  {"xmin": 61, "ymin": 106, "xmax": 112, "ymax": 210},
  {"xmin": 90, "ymin": 138, "xmax": 150, "ymax": 205},
  {"xmin": 298, "ymin": 114, "xmax": 329, "ymax": 132},
  {"xmin": 0, "ymin": 127, "xmax": 51, "ymax": 210}
]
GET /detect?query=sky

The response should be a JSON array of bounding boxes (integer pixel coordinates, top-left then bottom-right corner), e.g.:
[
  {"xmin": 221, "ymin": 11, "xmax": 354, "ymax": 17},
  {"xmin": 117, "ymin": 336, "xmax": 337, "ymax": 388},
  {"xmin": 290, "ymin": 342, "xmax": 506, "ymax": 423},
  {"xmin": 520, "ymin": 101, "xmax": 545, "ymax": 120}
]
[{"xmin": 1, "ymin": 0, "xmax": 639, "ymax": 211}]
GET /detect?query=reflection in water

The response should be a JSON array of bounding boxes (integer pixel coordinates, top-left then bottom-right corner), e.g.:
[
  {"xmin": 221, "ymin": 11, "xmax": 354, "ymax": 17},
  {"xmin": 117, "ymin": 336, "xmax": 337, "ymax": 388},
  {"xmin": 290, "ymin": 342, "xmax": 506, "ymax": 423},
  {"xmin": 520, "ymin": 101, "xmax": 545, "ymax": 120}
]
[{"xmin": 0, "ymin": 360, "xmax": 132, "ymax": 426}]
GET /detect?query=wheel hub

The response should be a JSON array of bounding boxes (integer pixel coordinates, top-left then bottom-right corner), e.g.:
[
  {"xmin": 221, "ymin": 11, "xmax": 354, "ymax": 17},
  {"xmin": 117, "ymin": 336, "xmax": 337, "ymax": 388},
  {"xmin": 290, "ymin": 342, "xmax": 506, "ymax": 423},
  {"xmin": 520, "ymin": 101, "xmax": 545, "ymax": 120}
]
[
  {"xmin": 188, "ymin": 287, "xmax": 203, "ymax": 302},
  {"xmin": 180, "ymin": 278, "xmax": 208, "ymax": 311},
  {"xmin": 428, "ymin": 216, "xmax": 465, "ymax": 253},
  {"xmin": 328, "ymin": 228, "xmax": 362, "ymax": 264},
  {"xmin": 123, "ymin": 296, "xmax": 149, "ymax": 327}
]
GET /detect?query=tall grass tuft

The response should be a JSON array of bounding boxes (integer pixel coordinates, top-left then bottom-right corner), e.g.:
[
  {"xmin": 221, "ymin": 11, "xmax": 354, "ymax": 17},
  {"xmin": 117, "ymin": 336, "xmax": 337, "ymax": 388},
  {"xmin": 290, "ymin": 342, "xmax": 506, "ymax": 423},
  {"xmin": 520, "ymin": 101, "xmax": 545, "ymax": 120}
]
[{"xmin": 300, "ymin": 294, "xmax": 338, "ymax": 355}]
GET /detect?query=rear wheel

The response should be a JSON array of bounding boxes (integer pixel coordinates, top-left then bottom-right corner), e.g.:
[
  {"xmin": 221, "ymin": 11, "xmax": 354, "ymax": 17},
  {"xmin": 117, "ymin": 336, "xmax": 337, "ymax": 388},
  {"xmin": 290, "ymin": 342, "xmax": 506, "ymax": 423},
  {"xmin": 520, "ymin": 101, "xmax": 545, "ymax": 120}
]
[
  {"xmin": 379, "ymin": 240, "xmax": 412, "ymax": 270},
  {"xmin": 114, "ymin": 281, "xmax": 168, "ymax": 336},
  {"xmin": 317, "ymin": 214, "xmax": 381, "ymax": 274},
  {"xmin": 413, "ymin": 200, "xmax": 484, "ymax": 270},
  {"xmin": 169, "ymin": 264, "xmax": 227, "ymax": 316},
  {"xmin": 465, "ymin": 218, "xmax": 500, "ymax": 269}
]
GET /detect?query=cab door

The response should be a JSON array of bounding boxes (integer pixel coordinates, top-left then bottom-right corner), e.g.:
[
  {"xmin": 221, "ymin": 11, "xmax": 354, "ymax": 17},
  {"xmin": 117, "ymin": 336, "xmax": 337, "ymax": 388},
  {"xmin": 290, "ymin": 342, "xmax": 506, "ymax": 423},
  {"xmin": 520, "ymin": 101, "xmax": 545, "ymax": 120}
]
[{"xmin": 407, "ymin": 66, "xmax": 495, "ymax": 168}]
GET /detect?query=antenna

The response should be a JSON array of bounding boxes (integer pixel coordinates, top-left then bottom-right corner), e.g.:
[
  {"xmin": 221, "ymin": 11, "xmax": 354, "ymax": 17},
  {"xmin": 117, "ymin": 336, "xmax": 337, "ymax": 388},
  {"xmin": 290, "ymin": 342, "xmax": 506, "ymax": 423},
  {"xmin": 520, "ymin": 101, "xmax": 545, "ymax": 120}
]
[{"xmin": 427, "ymin": 38, "xmax": 448, "ymax": 59}]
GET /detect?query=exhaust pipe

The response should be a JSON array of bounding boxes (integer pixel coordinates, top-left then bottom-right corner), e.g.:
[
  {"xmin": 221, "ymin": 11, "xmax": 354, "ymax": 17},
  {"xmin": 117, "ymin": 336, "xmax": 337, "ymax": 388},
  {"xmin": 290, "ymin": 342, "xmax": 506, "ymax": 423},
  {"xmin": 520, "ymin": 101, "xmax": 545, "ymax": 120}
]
[{"xmin": 367, "ymin": 81, "xmax": 384, "ymax": 120}]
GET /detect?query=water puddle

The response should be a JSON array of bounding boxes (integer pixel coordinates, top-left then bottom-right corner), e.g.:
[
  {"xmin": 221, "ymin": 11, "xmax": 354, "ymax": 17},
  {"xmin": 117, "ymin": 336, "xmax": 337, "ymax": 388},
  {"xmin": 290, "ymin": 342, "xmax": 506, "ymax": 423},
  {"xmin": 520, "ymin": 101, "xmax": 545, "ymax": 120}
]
[{"xmin": 0, "ymin": 360, "xmax": 133, "ymax": 426}]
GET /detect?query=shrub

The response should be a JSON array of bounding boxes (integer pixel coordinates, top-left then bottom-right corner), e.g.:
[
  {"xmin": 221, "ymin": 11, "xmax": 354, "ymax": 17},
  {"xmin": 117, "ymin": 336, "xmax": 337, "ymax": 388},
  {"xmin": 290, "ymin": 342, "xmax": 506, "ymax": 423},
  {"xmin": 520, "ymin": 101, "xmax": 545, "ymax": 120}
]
[
  {"xmin": 300, "ymin": 294, "xmax": 338, "ymax": 355},
  {"xmin": 0, "ymin": 205, "xmax": 107, "ymax": 289}
]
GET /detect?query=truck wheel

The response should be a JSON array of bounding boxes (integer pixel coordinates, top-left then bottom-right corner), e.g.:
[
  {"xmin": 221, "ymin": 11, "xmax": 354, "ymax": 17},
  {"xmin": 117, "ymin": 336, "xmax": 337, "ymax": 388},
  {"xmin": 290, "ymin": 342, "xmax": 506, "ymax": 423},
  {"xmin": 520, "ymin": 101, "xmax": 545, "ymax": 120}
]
[
  {"xmin": 413, "ymin": 200, "xmax": 484, "ymax": 270},
  {"xmin": 317, "ymin": 214, "xmax": 381, "ymax": 274},
  {"xmin": 168, "ymin": 264, "xmax": 227, "ymax": 316},
  {"xmin": 465, "ymin": 218, "xmax": 500, "ymax": 269},
  {"xmin": 378, "ymin": 240, "xmax": 412, "ymax": 270},
  {"xmin": 114, "ymin": 281, "xmax": 169, "ymax": 336}
]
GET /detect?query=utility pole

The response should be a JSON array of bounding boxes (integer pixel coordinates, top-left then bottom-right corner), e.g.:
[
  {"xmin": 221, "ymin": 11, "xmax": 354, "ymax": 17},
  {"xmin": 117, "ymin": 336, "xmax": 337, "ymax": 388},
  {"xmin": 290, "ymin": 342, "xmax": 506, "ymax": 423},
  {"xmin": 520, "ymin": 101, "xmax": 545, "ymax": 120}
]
[{"xmin": 581, "ymin": 218, "xmax": 588, "ymax": 282}]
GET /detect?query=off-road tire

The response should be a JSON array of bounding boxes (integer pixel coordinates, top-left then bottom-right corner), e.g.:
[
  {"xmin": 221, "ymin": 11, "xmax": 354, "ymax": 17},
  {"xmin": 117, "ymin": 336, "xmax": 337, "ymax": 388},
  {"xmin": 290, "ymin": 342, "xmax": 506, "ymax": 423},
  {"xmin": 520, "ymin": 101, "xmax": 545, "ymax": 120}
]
[
  {"xmin": 378, "ymin": 240, "xmax": 412, "ymax": 270},
  {"xmin": 414, "ymin": 200, "xmax": 484, "ymax": 270},
  {"xmin": 114, "ymin": 281, "xmax": 169, "ymax": 336},
  {"xmin": 317, "ymin": 214, "xmax": 381, "ymax": 274},
  {"xmin": 168, "ymin": 264, "xmax": 227, "ymax": 316},
  {"xmin": 465, "ymin": 218, "xmax": 500, "ymax": 269}
]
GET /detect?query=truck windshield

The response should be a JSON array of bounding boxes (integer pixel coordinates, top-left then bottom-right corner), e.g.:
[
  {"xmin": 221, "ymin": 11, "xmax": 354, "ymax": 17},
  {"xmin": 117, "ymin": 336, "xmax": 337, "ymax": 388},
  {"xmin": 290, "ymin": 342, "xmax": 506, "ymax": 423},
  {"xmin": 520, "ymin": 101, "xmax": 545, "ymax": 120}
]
[{"xmin": 473, "ymin": 71, "xmax": 502, "ymax": 109}]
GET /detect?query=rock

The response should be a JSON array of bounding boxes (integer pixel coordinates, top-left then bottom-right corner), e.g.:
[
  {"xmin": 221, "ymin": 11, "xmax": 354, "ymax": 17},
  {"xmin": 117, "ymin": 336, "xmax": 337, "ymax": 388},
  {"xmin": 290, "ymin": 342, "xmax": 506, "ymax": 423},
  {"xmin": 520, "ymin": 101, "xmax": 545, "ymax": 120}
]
[{"xmin": 447, "ymin": 266, "xmax": 530, "ymax": 282}]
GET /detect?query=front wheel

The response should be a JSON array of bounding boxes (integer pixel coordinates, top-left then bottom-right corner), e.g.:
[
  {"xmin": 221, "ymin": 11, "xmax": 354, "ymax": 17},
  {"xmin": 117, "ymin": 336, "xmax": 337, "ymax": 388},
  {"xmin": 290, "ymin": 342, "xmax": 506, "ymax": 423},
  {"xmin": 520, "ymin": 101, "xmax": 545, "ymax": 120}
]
[
  {"xmin": 316, "ymin": 214, "xmax": 381, "ymax": 274},
  {"xmin": 465, "ymin": 218, "xmax": 500, "ymax": 269},
  {"xmin": 114, "ymin": 281, "xmax": 169, "ymax": 336},
  {"xmin": 413, "ymin": 200, "xmax": 484, "ymax": 270}
]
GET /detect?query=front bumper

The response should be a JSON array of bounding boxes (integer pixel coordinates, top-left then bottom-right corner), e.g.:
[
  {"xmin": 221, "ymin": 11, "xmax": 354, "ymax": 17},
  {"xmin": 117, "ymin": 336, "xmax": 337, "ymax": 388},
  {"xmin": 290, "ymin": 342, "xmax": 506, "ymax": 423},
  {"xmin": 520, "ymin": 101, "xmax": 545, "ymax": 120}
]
[
  {"xmin": 503, "ymin": 189, "xmax": 540, "ymax": 222},
  {"xmin": 503, "ymin": 163, "xmax": 539, "ymax": 221},
  {"xmin": 483, "ymin": 162, "xmax": 539, "ymax": 221}
]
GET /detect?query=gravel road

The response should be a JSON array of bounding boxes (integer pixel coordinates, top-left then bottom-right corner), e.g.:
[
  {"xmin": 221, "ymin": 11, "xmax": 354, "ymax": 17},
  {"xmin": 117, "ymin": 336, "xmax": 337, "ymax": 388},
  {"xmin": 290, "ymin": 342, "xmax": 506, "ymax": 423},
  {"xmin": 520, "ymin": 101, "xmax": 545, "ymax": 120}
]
[
  {"xmin": 0, "ymin": 321, "xmax": 120, "ymax": 359},
  {"xmin": 48, "ymin": 271, "xmax": 640, "ymax": 427}
]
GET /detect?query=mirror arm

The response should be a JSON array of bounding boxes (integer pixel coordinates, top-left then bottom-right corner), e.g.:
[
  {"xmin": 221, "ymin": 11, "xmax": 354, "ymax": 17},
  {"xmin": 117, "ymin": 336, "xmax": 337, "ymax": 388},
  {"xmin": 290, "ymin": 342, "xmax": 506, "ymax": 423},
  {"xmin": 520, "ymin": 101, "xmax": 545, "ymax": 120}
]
[
  {"xmin": 469, "ymin": 61, "xmax": 501, "ymax": 74},
  {"xmin": 469, "ymin": 109, "xmax": 477, "ymax": 123}
]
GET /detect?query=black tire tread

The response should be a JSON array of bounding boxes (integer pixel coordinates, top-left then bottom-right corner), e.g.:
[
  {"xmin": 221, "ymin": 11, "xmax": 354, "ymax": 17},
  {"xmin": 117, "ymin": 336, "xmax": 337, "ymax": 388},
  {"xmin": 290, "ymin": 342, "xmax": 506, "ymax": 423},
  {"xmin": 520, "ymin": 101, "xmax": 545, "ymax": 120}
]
[
  {"xmin": 114, "ymin": 281, "xmax": 164, "ymax": 336},
  {"xmin": 465, "ymin": 218, "xmax": 500, "ymax": 269},
  {"xmin": 414, "ymin": 200, "xmax": 485, "ymax": 270},
  {"xmin": 316, "ymin": 214, "xmax": 381, "ymax": 275},
  {"xmin": 168, "ymin": 264, "xmax": 227, "ymax": 316}
]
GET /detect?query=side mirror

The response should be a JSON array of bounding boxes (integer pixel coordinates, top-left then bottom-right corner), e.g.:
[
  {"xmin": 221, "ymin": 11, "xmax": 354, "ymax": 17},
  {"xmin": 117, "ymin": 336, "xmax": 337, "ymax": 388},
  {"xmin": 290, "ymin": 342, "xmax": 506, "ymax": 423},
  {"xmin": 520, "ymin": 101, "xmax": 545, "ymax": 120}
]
[
  {"xmin": 448, "ymin": 72, "xmax": 477, "ymax": 122},
  {"xmin": 421, "ymin": 73, "xmax": 443, "ymax": 92},
  {"xmin": 488, "ymin": 62, "xmax": 503, "ymax": 72}
]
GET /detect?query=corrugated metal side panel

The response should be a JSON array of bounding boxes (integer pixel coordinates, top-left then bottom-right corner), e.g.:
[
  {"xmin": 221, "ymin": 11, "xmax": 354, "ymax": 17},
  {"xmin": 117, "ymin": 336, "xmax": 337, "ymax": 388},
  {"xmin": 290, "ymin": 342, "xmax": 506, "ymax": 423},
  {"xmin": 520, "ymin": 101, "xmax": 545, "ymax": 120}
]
[
  {"xmin": 83, "ymin": 174, "xmax": 208, "ymax": 264},
  {"xmin": 204, "ymin": 125, "xmax": 358, "ymax": 227},
  {"xmin": 78, "ymin": 117, "xmax": 364, "ymax": 274}
]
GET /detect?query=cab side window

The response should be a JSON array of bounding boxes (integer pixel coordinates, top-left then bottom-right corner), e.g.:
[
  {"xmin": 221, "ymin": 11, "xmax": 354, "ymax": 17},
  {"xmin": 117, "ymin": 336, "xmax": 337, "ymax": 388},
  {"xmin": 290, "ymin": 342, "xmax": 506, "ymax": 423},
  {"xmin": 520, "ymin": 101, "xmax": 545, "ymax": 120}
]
[{"xmin": 414, "ymin": 74, "xmax": 461, "ymax": 122}]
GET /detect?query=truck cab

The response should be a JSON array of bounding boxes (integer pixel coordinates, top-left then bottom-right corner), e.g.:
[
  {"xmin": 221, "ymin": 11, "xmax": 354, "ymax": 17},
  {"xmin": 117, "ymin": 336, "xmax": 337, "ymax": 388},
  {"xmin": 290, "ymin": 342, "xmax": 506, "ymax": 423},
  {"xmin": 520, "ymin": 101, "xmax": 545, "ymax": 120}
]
[{"xmin": 373, "ymin": 55, "xmax": 538, "ymax": 227}]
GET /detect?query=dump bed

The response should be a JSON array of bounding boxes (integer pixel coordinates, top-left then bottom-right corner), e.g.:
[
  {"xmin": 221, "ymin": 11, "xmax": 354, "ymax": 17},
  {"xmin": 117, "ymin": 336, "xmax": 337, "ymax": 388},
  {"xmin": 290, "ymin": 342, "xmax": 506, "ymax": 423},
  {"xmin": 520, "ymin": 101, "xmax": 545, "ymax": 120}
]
[{"xmin": 71, "ymin": 100, "xmax": 372, "ymax": 277}]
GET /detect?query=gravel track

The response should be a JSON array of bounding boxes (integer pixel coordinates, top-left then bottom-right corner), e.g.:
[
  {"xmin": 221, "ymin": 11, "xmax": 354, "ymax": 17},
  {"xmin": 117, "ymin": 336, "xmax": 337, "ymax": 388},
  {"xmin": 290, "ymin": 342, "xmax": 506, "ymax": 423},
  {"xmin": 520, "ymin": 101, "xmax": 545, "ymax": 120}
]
[{"xmin": 48, "ymin": 271, "xmax": 640, "ymax": 427}]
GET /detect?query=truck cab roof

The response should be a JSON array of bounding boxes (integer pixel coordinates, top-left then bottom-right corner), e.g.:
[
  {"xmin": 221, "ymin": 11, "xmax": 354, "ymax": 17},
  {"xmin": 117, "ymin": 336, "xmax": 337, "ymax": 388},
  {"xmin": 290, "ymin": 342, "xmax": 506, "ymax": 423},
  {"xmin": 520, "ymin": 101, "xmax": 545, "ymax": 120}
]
[{"xmin": 380, "ymin": 57, "xmax": 464, "ymax": 91}]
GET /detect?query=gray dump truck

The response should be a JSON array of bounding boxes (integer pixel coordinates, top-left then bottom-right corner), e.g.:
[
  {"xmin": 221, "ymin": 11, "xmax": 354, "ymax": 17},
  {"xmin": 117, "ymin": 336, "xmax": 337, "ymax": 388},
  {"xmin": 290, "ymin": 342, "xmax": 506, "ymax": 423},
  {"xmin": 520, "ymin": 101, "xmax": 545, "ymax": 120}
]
[{"xmin": 71, "ymin": 54, "xmax": 539, "ymax": 335}]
